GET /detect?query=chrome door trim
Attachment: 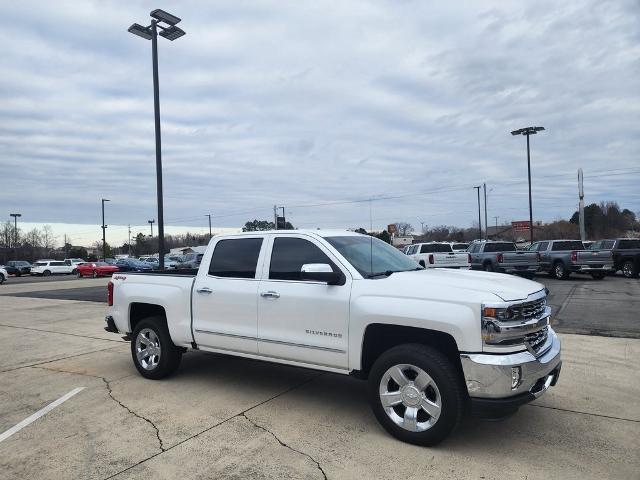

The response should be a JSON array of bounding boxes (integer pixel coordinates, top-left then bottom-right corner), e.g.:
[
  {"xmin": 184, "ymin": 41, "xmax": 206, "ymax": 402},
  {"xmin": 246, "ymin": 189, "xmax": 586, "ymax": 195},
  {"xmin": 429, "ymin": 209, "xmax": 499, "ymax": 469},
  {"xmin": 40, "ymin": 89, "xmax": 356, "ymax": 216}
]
[{"xmin": 194, "ymin": 328, "xmax": 346, "ymax": 354}]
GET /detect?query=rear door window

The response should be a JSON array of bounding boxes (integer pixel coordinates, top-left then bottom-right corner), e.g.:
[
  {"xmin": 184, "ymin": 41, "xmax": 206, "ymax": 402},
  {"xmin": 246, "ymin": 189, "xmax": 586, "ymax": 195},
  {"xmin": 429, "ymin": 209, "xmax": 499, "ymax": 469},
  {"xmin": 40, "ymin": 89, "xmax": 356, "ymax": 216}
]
[
  {"xmin": 618, "ymin": 239, "xmax": 640, "ymax": 249},
  {"xmin": 209, "ymin": 238, "xmax": 263, "ymax": 279}
]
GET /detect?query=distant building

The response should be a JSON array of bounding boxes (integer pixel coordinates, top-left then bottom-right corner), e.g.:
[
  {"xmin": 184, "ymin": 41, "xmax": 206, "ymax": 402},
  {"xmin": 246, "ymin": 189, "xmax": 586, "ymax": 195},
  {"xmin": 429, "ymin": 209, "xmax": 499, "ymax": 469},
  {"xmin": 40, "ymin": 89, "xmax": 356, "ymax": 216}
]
[{"xmin": 392, "ymin": 235, "xmax": 414, "ymax": 248}]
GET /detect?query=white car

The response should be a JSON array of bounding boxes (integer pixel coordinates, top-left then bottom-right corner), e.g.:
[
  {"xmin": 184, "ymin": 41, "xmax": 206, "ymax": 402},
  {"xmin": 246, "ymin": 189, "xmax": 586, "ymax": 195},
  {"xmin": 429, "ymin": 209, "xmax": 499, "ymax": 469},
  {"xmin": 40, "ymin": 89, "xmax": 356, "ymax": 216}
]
[
  {"xmin": 105, "ymin": 230, "xmax": 561, "ymax": 446},
  {"xmin": 30, "ymin": 260, "xmax": 75, "ymax": 276},
  {"xmin": 406, "ymin": 242, "xmax": 470, "ymax": 269},
  {"xmin": 0, "ymin": 266, "xmax": 8, "ymax": 284}
]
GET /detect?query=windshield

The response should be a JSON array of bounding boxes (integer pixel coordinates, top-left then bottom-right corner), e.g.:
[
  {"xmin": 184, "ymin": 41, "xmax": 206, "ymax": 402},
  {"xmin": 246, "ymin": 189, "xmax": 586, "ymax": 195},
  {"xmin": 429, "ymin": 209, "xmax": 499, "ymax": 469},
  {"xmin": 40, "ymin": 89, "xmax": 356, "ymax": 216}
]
[{"xmin": 325, "ymin": 235, "xmax": 419, "ymax": 277}]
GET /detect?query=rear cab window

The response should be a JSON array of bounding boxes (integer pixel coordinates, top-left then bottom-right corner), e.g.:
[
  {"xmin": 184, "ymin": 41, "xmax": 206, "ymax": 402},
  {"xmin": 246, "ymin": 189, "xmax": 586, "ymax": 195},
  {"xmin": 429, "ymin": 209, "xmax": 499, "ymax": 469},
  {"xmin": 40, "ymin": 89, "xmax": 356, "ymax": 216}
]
[
  {"xmin": 618, "ymin": 239, "xmax": 640, "ymax": 249},
  {"xmin": 208, "ymin": 238, "xmax": 264, "ymax": 279},
  {"xmin": 552, "ymin": 241, "xmax": 584, "ymax": 251}
]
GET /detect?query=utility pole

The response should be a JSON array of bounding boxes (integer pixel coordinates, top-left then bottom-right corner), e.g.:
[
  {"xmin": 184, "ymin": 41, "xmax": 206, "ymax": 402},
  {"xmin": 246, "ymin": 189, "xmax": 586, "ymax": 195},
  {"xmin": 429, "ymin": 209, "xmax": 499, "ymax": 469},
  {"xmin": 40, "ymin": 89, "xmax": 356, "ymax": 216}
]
[
  {"xmin": 473, "ymin": 187, "xmax": 482, "ymax": 240},
  {"xmin": 483, "ymin": 183, "xmax": 488, "ymax": 240},
  {"xmin": 148, "ymin": 219, "xmax": 155, "ymax": 238},
  {"xmin": 101, "ymin": 199, "xmax": 110, "ymax": 260},
  {"xmin": 511, "ymin": 126, "xmax": 545, "ymax": 245},
  {"xmin": 205, "ymin": 214, "xmax": 212, "ymax": 239},
  {"xmin": 64, "ymin": 234, "xmax": 69, "ymax": 257},
  {"xmin": 10, "ymin": 213, "xmax": 21, "ymax": 259},
  {"xmin": 128, "ymin": 225, "xmax": 132, "ymax": 256}
]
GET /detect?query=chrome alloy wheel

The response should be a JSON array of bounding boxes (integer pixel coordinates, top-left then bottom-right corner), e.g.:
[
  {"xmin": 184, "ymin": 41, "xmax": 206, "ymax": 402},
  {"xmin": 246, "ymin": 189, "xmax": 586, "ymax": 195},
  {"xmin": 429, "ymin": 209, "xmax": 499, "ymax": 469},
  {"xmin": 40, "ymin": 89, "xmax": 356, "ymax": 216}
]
[
  {"xmin": 135, "ymin": 328, "xmax": 161, "ymax": 371},
  {"xmin": 379, "ymin": 364, "xmax": 442, "ymax": 432}
]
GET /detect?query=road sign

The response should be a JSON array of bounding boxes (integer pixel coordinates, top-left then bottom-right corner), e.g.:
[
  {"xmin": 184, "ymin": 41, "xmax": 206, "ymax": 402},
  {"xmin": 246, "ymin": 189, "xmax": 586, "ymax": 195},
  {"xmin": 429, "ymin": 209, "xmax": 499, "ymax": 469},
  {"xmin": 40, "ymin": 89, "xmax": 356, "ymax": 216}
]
[
  {"xmin": 511, "ymin": 220, "xmax": 531, "ymax": 233},
  {"xmin": 387, "ymin": 224, "xmax": 397, "ymax": 234}
]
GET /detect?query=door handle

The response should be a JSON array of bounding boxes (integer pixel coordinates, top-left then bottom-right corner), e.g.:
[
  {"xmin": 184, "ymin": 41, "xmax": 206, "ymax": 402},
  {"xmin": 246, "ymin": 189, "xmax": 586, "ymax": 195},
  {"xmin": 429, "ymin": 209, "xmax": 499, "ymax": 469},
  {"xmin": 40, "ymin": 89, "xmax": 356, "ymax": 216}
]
[
  {"xmin": 196, "ymin": 287, "xmax": 213, "ymax": 294},
  {"xmin": 260, "ymin": 291, "xmax": 280, "ymax": 298}
]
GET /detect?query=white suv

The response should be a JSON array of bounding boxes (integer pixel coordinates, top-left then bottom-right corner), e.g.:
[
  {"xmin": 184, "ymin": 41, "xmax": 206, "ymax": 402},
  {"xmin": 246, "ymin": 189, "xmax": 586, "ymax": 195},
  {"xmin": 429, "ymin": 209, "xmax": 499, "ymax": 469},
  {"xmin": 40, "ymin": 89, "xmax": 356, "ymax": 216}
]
[{"xmin": 30, "ymin": 260, "xmax": 75, "ymax": 276}]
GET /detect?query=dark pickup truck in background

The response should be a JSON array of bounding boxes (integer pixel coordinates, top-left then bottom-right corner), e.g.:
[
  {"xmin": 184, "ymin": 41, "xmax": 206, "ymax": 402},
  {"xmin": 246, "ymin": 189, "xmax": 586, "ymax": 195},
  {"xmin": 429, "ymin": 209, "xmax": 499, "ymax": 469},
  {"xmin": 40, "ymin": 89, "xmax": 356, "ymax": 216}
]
[
  {"xmin": 530, "ymin": 239, "xmax": 614, "ymax": 280},
  {"xmin": 590, "ymin": 238, "xmax": 640, "ymax": 278}
]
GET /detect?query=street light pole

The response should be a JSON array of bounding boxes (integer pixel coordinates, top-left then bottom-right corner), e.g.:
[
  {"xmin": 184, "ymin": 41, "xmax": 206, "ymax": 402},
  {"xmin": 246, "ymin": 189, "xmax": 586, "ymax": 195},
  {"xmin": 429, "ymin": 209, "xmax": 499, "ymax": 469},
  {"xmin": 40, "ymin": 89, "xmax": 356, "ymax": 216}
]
[
  {"xmin": 129, "ymin": 9, "xmax": 186, "ymax": 270},
  {"xmin": 483, "ymin": 183, "xmax": 488, "ymax": 240},
  {"xmin": 511, "ymin": 126, "xmax": 545, "ymax": 245},
  {"xmin": 473, "ymin": 186, "xmax": 482, "ymax": 240},
  {"xmin": 9, "ymin": 213, "xmax": 21, "ymax": 259},
  {"xmin": 148, "ymin": 219, "xmax": 155, "ymax": 238},
  {"xmin": 101, "ymin": 199, "xmax": 110, "ymax": 260}
]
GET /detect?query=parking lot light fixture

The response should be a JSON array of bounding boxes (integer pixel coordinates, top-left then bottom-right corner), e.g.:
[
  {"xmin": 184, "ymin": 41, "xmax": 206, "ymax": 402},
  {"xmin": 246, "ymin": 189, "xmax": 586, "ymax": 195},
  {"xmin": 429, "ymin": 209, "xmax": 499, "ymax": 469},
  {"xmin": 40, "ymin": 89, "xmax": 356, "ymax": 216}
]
[
  {"xmin": 511, "ymin": 126, "xmax": 545, "ymax": 245},
  {"xmin": 129, "ymin": 9, "xmax": 186, "ymax": 270}
]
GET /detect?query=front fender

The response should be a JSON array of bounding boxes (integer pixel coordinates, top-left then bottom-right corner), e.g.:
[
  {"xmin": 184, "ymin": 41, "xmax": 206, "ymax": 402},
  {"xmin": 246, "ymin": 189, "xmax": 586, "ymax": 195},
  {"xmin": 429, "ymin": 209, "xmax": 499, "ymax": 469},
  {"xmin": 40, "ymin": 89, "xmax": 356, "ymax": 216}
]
[{"xmin": 348, "ymin": 294, "xmax": 482, "ymax": 370}]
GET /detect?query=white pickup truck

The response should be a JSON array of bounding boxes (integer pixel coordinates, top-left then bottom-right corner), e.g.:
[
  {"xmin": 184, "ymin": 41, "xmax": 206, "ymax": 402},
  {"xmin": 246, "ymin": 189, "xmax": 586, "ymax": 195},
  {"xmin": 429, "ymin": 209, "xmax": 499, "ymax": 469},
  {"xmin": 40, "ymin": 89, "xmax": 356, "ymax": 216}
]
[
  {"xmin": 406, "ymin": 242, "xmax": 470, "ymax": 269},
  {"xmin": 105, "ymin": 230, "xmax": 561, "ymax": 445}
]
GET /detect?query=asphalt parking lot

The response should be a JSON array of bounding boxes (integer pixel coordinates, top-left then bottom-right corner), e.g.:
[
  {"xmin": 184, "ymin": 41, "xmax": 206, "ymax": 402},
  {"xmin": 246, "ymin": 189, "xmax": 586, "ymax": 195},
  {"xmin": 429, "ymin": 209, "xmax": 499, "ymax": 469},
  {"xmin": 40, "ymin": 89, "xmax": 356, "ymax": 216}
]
[{"xmin": 0, "ymin": 275, "xmax": 638, "ymax": 479}]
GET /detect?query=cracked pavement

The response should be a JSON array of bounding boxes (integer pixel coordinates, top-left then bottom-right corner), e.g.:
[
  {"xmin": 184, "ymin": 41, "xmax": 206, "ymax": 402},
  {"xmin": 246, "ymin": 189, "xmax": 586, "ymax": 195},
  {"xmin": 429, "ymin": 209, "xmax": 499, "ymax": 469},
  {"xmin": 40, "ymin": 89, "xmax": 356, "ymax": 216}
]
[{"xmin": 1, "ymin": 278, "xmax": 639, "ymax": 479}]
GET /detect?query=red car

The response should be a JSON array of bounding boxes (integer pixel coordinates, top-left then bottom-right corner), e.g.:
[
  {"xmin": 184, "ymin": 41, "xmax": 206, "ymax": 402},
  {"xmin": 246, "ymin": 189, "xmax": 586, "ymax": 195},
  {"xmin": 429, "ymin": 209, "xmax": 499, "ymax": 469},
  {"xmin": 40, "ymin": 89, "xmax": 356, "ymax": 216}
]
[{"xmin": 76, "ymin": 262, "xmax": 119, "ymax": 278}]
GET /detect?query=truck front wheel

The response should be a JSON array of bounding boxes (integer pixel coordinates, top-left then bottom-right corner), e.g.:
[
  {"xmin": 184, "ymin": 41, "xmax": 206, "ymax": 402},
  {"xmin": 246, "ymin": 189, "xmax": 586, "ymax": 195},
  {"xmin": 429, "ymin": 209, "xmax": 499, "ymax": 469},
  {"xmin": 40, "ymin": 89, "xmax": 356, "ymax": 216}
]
[
  {"xmin": 131, "ymin": 317, "xmax": 182, "ymax": 380},
  {"xmin": 368, "ymin": 344, "xmax": 465, "ymax": 446}
]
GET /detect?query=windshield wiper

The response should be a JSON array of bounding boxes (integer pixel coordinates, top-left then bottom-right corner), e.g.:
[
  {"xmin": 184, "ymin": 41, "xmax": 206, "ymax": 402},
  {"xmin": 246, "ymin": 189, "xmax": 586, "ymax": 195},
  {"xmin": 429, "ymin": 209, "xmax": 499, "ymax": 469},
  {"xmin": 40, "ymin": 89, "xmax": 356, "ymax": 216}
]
[{"xmin": 365, "ymin": 270, "xmax": 395, "ymax": 278}]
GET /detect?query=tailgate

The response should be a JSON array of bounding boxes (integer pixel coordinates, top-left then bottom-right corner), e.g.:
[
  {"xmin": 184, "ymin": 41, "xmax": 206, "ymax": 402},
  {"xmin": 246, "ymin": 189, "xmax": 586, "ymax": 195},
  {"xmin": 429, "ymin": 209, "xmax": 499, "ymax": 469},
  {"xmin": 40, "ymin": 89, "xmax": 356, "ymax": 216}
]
[
  {"xmin": 503, "ymin": 251, "xmax": 537, "ymax": 265},
  {"xmin": 434, "ymin": 252, "xmax": 468, "ymax": 266},
  {"xmin": 577, "ymin": 250, "xmax": 612, "ymax": 266}
]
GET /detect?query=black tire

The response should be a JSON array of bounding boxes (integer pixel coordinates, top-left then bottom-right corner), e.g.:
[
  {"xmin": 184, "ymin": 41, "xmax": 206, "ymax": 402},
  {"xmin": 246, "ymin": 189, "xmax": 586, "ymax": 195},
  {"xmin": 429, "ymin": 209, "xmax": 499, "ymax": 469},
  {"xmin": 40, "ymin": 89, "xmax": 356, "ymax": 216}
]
[
  {"xmin": 368, "ymin": 343, "xmax": 465, "ymax": 446},
  {"xmin": 0, "ymin": 273, "xmax": 5, "ymax": 285},
  {"xmin": 92, "ymin": 270, "xmax": 98, "ymax": 278},
  {"xmin": 483, "ymin": 262, "xmax": 494, "ymax": 272},
  {"xmin": 15, "ymin": 271, "xmax": 21, "ymax": 277},
  {"xmin": 72, "ymin": 268, "xmax": 78, "ymax": 275},
  {"xmin": 552, "ymin": 262, "xmax": 569, "ymax": 280},
  {"xmin": 621, "ymin": 260, "xmax": 639, "ymax": 279},
  {"xmin": 131, "ymin": 317, "xmax": 182, "ymax": 380},
  {"xmin": 43, "ymin": 270, "xmax": 51, "ymax": 277},
  {"xmin": 590, "ymin": 272, "xmax": 606, "ymax": 280},
  {"xmin": 77, "ymin": 271, "xmax": 83, "ymax": 278}
]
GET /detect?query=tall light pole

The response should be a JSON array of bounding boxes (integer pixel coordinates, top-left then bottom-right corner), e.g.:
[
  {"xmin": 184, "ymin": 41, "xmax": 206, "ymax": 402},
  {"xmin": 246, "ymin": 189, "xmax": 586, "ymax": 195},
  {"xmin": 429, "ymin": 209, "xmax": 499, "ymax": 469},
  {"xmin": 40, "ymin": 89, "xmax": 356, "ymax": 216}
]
[
  {"xmin": 511, "ymin": 126, "xmax": 545, "ymax": 245},
  {"xmin": 101, "ymin": 199, "xmax": 110, "ymax": 260},
  {"xmin": 129, "ymin": 9, "xmax": 186, "ymax": 270},
  {"xmin": 473, "ymin": 186, "xmax": 482, "ymax": 240},
  {"xmin": 483, "ymin": 183, "xmax": 488, "ymax": 240},
  {"xmin": 10, "ymin": 213, "xmax": 21, "ymax": 259},
  {"xmin": 205, "ymin": 214, "xmax": 212, "ymax": 239},
  {"xmin": 148, "ymin": 219, "xmax": 155, "ymax": 238}
]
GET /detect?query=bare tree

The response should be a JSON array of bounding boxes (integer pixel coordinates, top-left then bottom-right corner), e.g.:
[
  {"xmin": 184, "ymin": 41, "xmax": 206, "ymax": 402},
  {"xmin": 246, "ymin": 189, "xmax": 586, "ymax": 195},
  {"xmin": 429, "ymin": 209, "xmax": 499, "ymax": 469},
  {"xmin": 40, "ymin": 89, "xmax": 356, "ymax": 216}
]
[
  {"xmin": 42, "ymin": 225, "xmax": 56, "ymax": 250},
  {"xmin": 394, "ymin": 222, "xmax": 414, "ymax": 236}
]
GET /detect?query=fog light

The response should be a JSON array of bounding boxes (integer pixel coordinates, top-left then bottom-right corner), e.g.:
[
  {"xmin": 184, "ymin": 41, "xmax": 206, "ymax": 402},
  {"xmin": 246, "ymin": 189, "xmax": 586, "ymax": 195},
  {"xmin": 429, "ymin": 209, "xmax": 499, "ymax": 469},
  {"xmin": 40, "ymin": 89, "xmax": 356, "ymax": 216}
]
[{"xmin": 511, "ymin": 367, "xmax": 522, "ymax": 389}]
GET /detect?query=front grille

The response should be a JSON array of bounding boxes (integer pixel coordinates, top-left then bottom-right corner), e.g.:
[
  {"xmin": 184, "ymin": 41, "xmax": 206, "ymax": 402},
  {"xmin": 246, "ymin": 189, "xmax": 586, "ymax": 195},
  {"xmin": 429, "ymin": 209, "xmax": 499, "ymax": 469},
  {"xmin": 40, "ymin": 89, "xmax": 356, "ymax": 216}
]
[
  {"xmin": 507, "ymin": 298, "xmax": 546, "ymax": 321},
  {"xmin": 525, "ymin": 325, "xmax": 549, "ymax": 353}
]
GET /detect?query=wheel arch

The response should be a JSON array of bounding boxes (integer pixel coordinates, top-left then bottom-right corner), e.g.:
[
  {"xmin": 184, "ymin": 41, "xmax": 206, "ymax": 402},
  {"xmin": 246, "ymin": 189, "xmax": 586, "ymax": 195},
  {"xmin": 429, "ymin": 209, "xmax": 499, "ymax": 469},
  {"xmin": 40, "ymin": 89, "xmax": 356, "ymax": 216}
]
[
  {"xmin": 358, "ymin": 324, "xmax": 462, "ymax": 379},
  {"xmin": 129, "ymin": 303, "xmax": 168, "ymax": 333}
]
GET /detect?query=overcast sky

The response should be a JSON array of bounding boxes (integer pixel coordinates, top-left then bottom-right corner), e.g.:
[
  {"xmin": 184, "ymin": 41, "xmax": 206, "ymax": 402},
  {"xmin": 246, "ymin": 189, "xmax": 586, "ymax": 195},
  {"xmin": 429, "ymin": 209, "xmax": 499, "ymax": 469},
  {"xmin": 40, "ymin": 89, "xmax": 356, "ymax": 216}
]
[{"xmin": 2, "ymin": 0, "xmax": 638, "ymax": 245}]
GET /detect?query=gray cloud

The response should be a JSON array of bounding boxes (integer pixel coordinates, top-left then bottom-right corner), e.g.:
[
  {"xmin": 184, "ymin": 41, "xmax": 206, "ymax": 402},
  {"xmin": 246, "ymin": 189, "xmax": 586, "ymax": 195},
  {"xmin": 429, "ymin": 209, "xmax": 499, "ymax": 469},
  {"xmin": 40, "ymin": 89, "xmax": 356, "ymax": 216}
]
[{"xmin": 1, "ymin": 0, "xmax": 638, "ymax": 244}]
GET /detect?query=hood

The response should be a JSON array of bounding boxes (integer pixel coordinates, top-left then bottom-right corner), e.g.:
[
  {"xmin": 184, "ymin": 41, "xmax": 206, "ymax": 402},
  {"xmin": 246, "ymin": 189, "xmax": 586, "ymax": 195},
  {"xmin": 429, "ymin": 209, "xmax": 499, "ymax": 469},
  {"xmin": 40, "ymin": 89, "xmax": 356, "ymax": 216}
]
[{"xmin": 381, "ymin": 269, "xmax": 544, "ymax": 302}]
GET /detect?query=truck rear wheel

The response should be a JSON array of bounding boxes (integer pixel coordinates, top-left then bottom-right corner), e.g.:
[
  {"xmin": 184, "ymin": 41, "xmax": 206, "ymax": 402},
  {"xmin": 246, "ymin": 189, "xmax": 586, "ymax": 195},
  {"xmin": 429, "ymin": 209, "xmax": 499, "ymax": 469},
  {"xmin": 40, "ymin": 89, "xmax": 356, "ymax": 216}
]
[
  {"xmin": 622, "ymin": 260, "xmax": 639, "ymax": 278},
  {"xmin": 590, "ymin": 272, "xmax": 606, "ymax": 280},
  {"xmin": 368, "ymin": 343, "xmax": 464, "ymax": 446},
  {"xmin": 131, "ymin": 317, "xmax": 182, "ymax": 380},
  {"xmin": 552, "ymin": 262, "xmax": 569, "ymax": 280}
]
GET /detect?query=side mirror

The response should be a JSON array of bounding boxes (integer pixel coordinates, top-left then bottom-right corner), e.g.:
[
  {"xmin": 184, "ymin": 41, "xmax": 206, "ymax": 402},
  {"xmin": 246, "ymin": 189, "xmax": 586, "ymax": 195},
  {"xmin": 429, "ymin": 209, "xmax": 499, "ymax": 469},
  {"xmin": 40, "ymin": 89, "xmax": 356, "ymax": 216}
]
[
  {"xmin": 419, "ymin": 260, "xmax": 426, "ymax": 268},
  {"xmin": 300, "ymin": 263, "xmax": 343, "ymax": 285}
]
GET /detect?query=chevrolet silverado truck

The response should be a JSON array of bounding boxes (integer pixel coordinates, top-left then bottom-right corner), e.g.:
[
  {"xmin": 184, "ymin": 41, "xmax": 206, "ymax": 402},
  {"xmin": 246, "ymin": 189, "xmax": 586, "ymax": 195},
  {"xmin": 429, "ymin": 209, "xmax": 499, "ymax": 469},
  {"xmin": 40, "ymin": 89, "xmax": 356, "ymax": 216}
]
[
  {"xmin": 406, "ymin": 242, "xmax": 470, "ymax": 269},
  {"xmin": 105, "ymin": 230, "xmax": 561, "ymax": 446},
  {"xmin": 589, "ymin": 238, "xmax": 640, "ymax": 278},
  {"xmin": 468, "ymin": 241, "xmax": 539, "ymax": 278},
  {"xmin": 530, "ymin": 239, "xmax": 614, "ymax": 280}
]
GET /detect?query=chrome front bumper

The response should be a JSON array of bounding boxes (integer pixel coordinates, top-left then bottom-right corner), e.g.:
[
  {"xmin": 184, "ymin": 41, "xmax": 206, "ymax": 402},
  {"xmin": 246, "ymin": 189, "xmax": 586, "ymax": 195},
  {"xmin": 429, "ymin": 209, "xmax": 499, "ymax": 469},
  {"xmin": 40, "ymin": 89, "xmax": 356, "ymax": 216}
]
[{"xmin": 460, "ymin": 328, "xmax": 561, "ymax": 399}]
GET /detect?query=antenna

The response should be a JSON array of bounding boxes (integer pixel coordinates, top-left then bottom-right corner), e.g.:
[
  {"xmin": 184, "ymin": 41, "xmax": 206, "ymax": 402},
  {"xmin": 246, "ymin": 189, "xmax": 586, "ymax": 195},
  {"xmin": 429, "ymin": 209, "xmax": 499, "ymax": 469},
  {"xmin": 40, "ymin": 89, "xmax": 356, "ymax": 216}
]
[{"xmin": 369, "ymin": 199, "xmax": 373, "ymax": 276}]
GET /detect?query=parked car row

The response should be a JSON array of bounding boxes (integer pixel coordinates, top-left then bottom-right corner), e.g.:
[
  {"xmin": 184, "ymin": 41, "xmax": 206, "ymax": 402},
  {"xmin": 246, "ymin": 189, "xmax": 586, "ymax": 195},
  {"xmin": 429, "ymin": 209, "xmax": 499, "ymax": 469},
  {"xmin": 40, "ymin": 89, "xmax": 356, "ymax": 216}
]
[{"xmin": 401, "ymin": 237, "xmax": 640, "ymax": 280}]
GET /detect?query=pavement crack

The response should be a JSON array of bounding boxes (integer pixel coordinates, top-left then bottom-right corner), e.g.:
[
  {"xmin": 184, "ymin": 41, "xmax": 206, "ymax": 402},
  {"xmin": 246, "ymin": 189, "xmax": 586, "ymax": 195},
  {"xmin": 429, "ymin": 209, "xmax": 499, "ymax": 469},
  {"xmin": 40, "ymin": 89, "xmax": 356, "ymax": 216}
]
[
  {"xmin": 101, "ymin": 377, "xmax": 166, "ymax": 452},
  {"xmin": 527, "ymin": 403, "xmax": 640, "ymax": 423},
  {"xmin": 102, "ymin": 372, "xmax": 324, "ymax": 479},
  {"xmin": 240, "ymin": 412, "xmax": 327, "ymax": 480}
]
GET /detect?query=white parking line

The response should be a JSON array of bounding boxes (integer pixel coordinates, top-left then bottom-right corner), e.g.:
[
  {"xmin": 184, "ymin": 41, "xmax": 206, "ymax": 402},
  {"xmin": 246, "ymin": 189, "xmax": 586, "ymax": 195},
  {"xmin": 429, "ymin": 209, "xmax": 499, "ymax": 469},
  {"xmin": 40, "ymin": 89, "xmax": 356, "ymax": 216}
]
[{"xmin": 0, "ymin": 387, "xmax": 84, "ymax": 443}]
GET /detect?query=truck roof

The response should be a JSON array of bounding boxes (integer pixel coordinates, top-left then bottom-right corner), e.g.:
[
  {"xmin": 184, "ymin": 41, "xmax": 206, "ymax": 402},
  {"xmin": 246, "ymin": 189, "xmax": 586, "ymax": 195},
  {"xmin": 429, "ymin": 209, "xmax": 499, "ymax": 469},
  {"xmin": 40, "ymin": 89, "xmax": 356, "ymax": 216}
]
[{"xmin": 218, "ymin": 229, "xmax": 363, "ymax": 238}]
